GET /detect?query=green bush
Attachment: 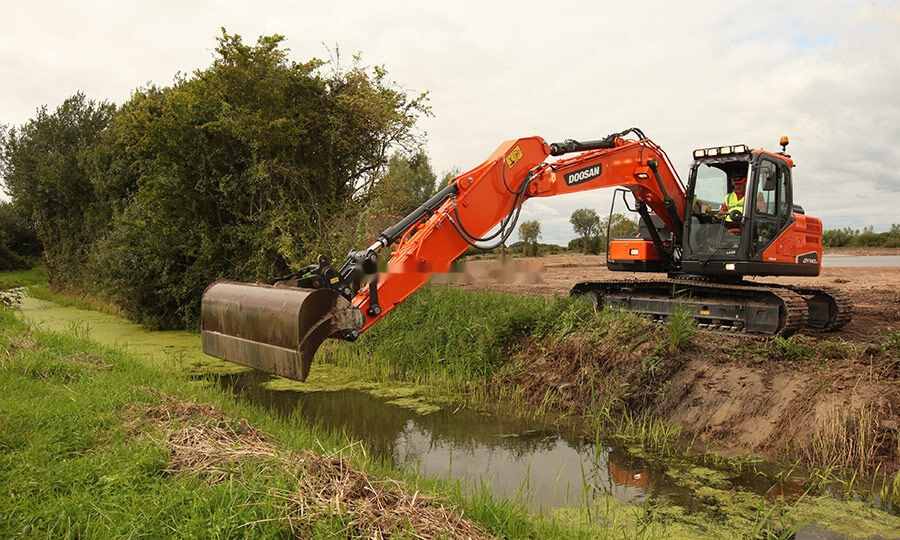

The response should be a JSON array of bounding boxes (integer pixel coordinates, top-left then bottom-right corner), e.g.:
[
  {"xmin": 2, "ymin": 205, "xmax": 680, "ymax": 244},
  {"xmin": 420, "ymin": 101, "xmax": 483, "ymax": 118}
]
[
  {"xmin": 850, "ymin": 230, "xmax": 885, "ymax": 247},
  {"xmin": 822, "ymin": 228, "xmax": 857, "ymax": 247},
  {"xmin": 2, "ymin": 31, "xmax": 429, "ymax": 329}
]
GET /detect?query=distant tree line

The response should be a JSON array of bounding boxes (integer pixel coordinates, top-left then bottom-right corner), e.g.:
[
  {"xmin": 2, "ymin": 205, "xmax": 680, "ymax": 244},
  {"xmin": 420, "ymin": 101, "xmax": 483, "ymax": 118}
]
[
  {"xmin": 822, "ymin": 224, "xmax": 900, "ymax": 248},
  {"xmin": 0, "ymin": 31, "xmax": 433, "ymax": 328}
]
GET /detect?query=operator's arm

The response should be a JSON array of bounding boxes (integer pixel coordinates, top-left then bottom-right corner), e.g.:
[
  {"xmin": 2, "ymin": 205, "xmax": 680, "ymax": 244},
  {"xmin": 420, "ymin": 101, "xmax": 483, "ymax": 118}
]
[{"xmin": 715, "ymin": 202, "xmax": 728, "ymax": 220}]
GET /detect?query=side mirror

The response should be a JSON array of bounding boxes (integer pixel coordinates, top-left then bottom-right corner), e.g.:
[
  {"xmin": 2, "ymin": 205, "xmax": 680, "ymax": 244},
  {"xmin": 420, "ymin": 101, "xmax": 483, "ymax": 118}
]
[{"xmin": 762, "ymin": 170, "xmax": 777, "ymax": 191}]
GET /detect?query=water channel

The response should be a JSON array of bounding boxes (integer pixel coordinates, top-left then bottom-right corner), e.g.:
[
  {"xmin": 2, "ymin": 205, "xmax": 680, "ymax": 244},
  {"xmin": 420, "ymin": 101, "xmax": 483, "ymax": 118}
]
[
  {"xmin": 217, "ymin": 370, "xmax": 660, "ymax": 510},
  {"xmin": 822, "ymin": 255, "xmax": 900, "ymax": 267}
]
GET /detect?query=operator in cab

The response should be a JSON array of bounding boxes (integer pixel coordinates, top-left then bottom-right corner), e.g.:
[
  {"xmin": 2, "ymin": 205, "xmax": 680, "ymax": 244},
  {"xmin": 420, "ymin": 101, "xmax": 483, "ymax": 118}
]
[{"xmin": 716, "ymin": 176, "xmax": 747, "ymax": 228}]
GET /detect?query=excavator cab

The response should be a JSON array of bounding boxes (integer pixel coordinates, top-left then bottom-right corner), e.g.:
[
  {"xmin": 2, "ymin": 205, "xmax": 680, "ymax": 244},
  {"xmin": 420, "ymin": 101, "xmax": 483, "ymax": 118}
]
[{"xmin": 680, "ymin": 143, "xmax": 820, "ymax": 278}]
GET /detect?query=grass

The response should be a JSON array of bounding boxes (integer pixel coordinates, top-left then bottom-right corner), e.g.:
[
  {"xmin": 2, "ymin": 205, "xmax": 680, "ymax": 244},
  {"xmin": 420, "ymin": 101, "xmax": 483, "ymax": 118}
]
[
  {"xmin": 26, "ymin": 281, "xmax": 122, "ymax": 316},
  {"xmin": 887, "ymin": 330, "xmax": 900, "ymax": 369},
  {"xmin": 730, "ymin": 334, "xmax": 817, "ymax": 362},
  {"xmin": 766, "ymin": 335, "xmax": 816, "ymax": 361},
  {"xmin": 665, "ymin": 302, "xmax": 696, "ymax": 351},
  {"xmin": 586, "ymin": 398, "xmax": 683, "ymax": 454},
  {"xmin": 0, "ymin": 266, "xmax": 46, "ymax": 309},
  {"xmin": 0, "ymin": 265, "xmax": 123, "ymax": 316},
  {"xmin": 0, "ymin": 265, "xmax": 47, "ymax": 289},
  {"xmin": 7, "ymin": 300, "xmax": 819, "ymax": 539},
  {"xmin": 323, "ymin": 285, "xmax": 594, "ymax": 390}
]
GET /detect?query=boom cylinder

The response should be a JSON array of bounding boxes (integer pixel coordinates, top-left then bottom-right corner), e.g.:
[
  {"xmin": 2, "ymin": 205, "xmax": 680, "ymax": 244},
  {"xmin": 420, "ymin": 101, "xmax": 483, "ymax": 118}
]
[
  {"xmin": 378, "ymin": 181, "xmax": 459, "ymax": 246},
  {"xmin": 549, "ymin": 133, "xmax": 618, "ymax": 156}
]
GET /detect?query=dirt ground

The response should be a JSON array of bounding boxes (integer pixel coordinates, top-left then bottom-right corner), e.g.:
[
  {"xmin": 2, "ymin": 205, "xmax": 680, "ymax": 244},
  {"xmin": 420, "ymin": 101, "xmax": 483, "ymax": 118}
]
[{"xmin": 458, "ymin": 252, "xmax": 900, "ymax": 473}]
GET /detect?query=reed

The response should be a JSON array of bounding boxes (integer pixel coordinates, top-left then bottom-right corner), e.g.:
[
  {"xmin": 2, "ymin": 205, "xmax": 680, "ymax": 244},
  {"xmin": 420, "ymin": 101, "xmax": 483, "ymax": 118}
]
[
  {"xmin": 804, "ymin": 406, "xmax": 881, "ymax": 476},
  {"xmin": 665, "ymin": 302, "xmax": 695, "ymax": 351},
  {"xmin": 587, "ymin": 401, "xmax": 683, "ymax": 454}
]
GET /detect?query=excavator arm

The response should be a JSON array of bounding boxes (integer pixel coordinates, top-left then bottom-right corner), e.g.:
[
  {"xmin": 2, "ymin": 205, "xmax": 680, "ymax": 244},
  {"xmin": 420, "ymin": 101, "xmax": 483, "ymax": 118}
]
[{"xmin": 201, "ymin": 128, "xmax": 688, "ymax": 381}]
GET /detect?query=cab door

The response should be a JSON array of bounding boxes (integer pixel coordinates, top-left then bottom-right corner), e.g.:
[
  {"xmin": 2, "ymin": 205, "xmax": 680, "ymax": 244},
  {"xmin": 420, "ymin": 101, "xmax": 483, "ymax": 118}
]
[{"xmin": 749, "ymin": 156, "xmax": 792, "ymax": 259}]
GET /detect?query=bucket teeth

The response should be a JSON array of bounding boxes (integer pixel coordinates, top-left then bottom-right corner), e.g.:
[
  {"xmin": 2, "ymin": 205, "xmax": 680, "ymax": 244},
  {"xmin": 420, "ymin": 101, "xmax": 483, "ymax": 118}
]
[{"xmin": 200, "ymin": 281, "xmax": 364, "ymax": 381}]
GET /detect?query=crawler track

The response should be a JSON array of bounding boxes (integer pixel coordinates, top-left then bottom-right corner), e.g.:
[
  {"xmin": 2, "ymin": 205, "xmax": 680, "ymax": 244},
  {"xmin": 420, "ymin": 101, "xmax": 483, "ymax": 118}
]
[
  {"xmin": 783, "ymin": 285, "xmax": 853, "ymax": 332},
  {"xmin": 571, "ymin": 279, "xmax": 816, "ymax": 336}
]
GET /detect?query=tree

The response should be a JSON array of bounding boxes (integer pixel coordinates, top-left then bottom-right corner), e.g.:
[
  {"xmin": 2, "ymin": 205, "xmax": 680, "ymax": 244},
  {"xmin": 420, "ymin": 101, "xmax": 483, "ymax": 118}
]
[
  {"xmin": 518, "ymin": 220, "xmax": 541, "ymax": 256},
  {"xmin": 0, "ymin": 201, "xmax": 41, "ymax": 270},
  {"xmin": 569, "ymin": 208, "xmax": 601, "ymax": 254},
  {"xmin": 365, "ymin": 151, "xmax": 438, "ymax": 236},
  {"xmin": 599, "ymin": 213, "xmax": 639, "ymax": 251},
  {"xmin": 0, "ymin": 93, "xmax": 115, "ymax": 282},
  {"xmin": 821, "ymin": 224, "xmax": 900, "ymax": 248},
  {"xmin": 822, "ymin": 227, "xmax": 858, "ymax": 247},
  {"xmin": 3, "ymin": 30, "xmax": 431, "ymax": 329},
  {"xmin": 91, "ymin": 31, "xmax": 430, "ymax": 328}
]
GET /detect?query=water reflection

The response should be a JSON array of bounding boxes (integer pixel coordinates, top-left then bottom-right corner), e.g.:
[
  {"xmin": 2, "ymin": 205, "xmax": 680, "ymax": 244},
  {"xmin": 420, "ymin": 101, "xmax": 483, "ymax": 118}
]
[
  {"xmin": 822, "ymin": 255, "xmax": 900, "ymax": 267},
  {"xmin": 218, "ymin": 370, "xmax": 653, "ymax": 509}
]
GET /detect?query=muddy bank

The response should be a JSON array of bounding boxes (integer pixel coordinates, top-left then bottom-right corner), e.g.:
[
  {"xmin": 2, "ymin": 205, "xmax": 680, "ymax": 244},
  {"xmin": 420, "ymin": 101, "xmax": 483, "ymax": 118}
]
[
  {"xmin": 491, "ymin": 303, "xmax": 899, "ymax": 480},
  {"xmin": 659, "ymin": 338, "xmax": 898, "ymax": 468}
]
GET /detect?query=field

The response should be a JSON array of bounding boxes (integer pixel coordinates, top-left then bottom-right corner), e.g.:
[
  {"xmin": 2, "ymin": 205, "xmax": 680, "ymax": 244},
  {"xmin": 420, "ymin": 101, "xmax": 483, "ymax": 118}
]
[{"xmin": 459, "ymin": 252, "xmax": 898, "ymax": 341}]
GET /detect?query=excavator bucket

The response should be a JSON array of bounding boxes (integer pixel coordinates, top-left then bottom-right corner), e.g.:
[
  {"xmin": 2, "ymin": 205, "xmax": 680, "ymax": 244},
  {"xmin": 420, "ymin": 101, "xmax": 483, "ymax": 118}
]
[{"xmin": 201, "ymin": 281, "xmax": 364, "ymax": 382}]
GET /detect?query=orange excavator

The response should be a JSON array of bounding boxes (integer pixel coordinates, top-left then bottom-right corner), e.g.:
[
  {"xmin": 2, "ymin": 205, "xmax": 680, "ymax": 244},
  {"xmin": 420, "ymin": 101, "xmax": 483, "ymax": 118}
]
[{"xmin": 201, "ymin": 128, "xmax": 851, "ymax": 381}]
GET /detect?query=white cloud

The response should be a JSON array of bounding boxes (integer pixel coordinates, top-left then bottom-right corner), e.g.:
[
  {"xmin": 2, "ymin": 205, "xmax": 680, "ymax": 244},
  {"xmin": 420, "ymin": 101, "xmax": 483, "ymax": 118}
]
[{"xmin": 2, "ymin": 1, "xmax": 898, "ymax": 240}]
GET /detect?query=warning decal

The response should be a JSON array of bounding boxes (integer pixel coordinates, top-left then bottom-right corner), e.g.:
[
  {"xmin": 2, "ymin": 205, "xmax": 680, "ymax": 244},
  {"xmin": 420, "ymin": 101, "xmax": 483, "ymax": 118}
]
[{"xmin": 505, "ymin": 146, "xmax": 523, "ymax": 168}]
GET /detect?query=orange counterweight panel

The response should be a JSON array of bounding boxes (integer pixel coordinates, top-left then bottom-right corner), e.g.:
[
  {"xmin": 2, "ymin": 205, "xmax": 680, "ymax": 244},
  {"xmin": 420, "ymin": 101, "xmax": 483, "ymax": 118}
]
[
  {"xmin": 608, "ymin": 239, "xmax": 661, "ymax": 262},
  {"xmin": 760, "ymin": 214, "xmax": 823, "ymax": 266}
]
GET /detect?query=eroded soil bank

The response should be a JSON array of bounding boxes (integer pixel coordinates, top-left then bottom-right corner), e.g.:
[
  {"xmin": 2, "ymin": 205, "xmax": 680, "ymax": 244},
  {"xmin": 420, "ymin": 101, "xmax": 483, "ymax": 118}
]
[{"xmin": 466, "ymin": 255, "xmax": 900, "ymax": 480}]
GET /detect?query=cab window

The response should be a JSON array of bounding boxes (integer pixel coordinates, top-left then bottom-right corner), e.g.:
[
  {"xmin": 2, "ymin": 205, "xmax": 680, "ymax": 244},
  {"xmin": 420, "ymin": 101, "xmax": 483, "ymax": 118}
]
[{"xmin": 692, "ymin": 163, "xmax": 727, "ymax": 213}]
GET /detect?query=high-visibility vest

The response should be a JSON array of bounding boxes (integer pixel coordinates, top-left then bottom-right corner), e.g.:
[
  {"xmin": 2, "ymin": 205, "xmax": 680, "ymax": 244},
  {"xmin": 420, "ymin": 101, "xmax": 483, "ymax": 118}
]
[{"xmin": 722, "ymin": 192, "xmax": 745, "ymax": 223}]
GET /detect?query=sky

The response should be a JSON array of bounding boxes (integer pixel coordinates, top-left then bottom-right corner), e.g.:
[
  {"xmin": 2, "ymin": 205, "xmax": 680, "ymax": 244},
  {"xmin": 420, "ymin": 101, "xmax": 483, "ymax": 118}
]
[{"xmin": 2, "ymin": 1, "xmax": 898, "ymax": 245}]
